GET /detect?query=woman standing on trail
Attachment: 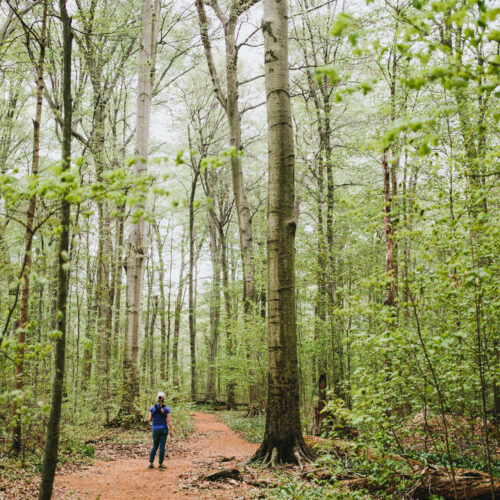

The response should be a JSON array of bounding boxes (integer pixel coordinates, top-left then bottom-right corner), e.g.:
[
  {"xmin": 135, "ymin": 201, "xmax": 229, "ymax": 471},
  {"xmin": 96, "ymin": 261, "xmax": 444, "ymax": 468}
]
[{"xmin": 147, "ymin": 391, "xmax": 174, "ymax": 469}]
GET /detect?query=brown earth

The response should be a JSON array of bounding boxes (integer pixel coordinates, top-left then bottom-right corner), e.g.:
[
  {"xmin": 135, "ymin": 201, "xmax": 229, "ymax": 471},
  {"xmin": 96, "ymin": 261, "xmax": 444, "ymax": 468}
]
[{"xmin": 54, "ymin": 412, "xmax": 260, "ymax": 499}]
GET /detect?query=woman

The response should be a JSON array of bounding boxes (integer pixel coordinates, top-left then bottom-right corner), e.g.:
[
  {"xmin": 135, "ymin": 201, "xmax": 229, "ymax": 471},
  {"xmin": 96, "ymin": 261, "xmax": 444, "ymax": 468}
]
[{"xmin": 147, "ymin": 391, "xmax": 174, "ymax": 469}]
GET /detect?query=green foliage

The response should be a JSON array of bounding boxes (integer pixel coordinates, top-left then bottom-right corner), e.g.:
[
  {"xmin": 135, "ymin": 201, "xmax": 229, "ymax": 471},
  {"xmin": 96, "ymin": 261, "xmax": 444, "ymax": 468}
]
[
  {"xmin": 0, "ymin": 0, "xmax": 498, "ymax": 492},
  {"xmin": 218, "ymin": 411, "xmax": 265, "ymax": 443},
  {"xmin": 268, "ymin": 480, "xmax": 356, "ymax": 499},
  {"xmin": 405, "ymin": 449, "xmax": 500, "ymax": 477}
]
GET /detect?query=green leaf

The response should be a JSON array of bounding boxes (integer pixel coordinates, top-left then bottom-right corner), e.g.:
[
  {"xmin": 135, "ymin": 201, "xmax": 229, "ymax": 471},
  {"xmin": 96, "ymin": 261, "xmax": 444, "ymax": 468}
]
[{"xmin": 330, "ymin": 13, "xmax": 351, "ymax": 37}]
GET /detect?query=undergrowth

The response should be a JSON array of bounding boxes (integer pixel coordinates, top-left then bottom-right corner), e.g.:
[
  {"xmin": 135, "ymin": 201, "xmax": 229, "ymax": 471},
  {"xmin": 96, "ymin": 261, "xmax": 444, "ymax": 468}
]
[
  {"xmin": 265, "ymin": 479, "xmax": 367, "ymax": 499},
  {"xmin": 218, "ymin": 410, "xmax": 265, "ymax": 443},
  {"xmin": 218, "ymin": 409, "xmax": 312, "ymax": 444},
  {"xmin": 0, "ymin": 404, "xmax": 193, "ymax": 480}
]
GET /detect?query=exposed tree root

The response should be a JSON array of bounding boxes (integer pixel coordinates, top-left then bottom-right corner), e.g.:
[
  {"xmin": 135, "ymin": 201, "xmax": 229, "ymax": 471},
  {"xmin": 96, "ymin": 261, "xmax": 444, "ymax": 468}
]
[{"xmin": 250, "ymin": 437, "xmax": 318, "ymax": 467}]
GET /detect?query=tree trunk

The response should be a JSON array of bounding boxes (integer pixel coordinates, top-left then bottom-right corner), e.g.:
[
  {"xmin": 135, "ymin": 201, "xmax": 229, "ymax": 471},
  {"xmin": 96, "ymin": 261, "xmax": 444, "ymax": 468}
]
[
  {"xmin": 206, "ymin": 188, "xmax": 220, "ymax": 401},
  {"xmin": 38, "ymin": 0, "xmax": 72, "ymax": 496},
  {"xmin": 225, "ymin": 25, "xmax": 256, "ymax": 313},
  {"xmin": 82, "ymin": 230, "xmax": 94, "ymax": 389},
  {"xmin": 149, "ymin": 295, "xmax": 158, "ymax": 387},
  {"xmin": 154, "ymin": 222, "xmax": 167, "ymax": 381},
  {"xmin": 172, "ymin": 237, "xmax": 186, "ymax": 390},
  {"xmin": 121, "ymin": 0, "xmax": 154, "ymax": 419},
  {"xmin": 382, "ymin": 150, "xmax": 397, "ymax": 308},
  {"xmin": 195, "ymin": 0, "xmax": 256, "ymax": 312},
  {"xmin": 218, "ymin": 226, "xmax": 234, "ymax": 408},
  {"xmin": 142, "ymin": 258, "xmax": 152, "ymax": 381},
  {"xmin": 311, "ymin": 159, "xmax": 327, "ymax": 436},
  {"xmin": 253, "ymin": 0, "xmax": 314, "ymax": 465},
  {"xmin": 111, "ymin": 212, "xmax": 124, "ymax": 364},
  {"xmin": 12, "ymin": 0, "xmax": 48, "ymax": 454},
  {"xmin": 383, "ymin": 43, "xmax": 399, "ymax": 310},
  {"xmin": 96, "ymin": 200, "xmax": 112, "ymax": 421},
  {"xmin": 188, "ymin": 170, "xmax": 199, "ymax": 400},
  {"xmin": 166, "ymin": 238, "xmax": 173, "ymax": 381}
]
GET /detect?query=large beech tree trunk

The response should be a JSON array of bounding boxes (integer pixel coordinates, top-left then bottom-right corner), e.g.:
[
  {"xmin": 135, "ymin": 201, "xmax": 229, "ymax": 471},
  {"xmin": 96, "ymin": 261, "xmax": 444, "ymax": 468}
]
[
  {"xmin": 38, "ymin": 0, "xmax": 72, "ymax": 497},
  {"xmin": 121, "ymin": 0, "xmax": 154, "ymax": 418},
  {"xmin": 12, "ymin": 0, "xmax": 48, "ymax": 454},
  {"xmin": 253, "ymin": 0, "xmax": 314, "ymax": 466}
]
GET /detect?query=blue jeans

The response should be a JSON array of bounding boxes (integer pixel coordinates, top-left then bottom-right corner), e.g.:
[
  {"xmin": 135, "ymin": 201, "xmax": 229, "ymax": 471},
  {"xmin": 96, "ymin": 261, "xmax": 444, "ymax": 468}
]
[{"xmin": 149, "ymin": 428, "xmax": 168, "ymax": 464}]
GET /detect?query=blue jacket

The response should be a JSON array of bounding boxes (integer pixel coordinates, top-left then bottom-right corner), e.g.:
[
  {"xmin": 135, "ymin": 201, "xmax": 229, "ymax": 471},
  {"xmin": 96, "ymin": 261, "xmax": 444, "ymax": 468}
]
[{"xmin": 150, "ymin": 404, "xmax": 170, "ymax": 430}]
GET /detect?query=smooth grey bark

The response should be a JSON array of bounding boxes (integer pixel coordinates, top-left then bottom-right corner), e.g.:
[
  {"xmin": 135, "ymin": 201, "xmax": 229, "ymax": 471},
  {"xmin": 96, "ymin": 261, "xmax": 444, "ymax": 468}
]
[
  {"xmin": 252, "ymin": 0, "xmax": 314, "ymax": 466},
  {"xmin": 121, "ymin": 0, "xmax": 155, "ymax": 418}
]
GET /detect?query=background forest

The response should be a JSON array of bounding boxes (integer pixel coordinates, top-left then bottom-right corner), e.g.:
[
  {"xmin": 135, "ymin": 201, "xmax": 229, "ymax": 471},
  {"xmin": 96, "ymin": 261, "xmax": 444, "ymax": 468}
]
[{"xmin": 0, "ymin": 0, "xmax": 499, "ymax": 497}]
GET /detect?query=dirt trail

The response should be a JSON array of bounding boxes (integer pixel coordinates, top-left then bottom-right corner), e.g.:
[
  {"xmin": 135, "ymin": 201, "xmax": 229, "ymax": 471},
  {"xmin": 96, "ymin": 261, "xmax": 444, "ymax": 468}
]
[{"xmin": 55, "ymin": 412, "xmax": 259, "ymax": 499}]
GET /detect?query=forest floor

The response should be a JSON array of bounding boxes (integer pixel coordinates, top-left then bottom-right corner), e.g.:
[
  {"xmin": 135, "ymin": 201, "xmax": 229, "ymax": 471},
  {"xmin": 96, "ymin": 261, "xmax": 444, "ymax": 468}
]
[
  {"xmin": 2, "ymin": 410, "xmax": 499, "ymax": 499},
  {"xmin": 53, "ymin": 411, "xmax": 262, "ymax": 499}
]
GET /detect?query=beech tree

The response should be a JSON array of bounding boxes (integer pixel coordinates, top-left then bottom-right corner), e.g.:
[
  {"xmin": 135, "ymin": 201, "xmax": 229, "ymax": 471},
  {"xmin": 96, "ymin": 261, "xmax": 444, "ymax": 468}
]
[
  {"xmin": 252, "ymin": 0, "xmax": 315, "ymax": 466},
  {"xmin": 121, "ymin": 0, "xmax": 157, "ymax": 419}
]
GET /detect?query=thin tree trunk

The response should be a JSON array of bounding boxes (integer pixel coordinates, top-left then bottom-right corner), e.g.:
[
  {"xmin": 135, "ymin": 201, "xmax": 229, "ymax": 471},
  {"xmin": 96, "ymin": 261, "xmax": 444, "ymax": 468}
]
[
  {"xmin": 218, "ymin": 226, "xmax": 234, "ymax": 408},
  {"xmin": 311, "ymin": 159, "xmax": 327, "ymax": 436},
  {"xmin": 206, "ymin": 196, "xmax": 220, "ymax": 401},
  {"xmin": 38, "ymin": 0, "xmax": 72, "ymax": 496},
  {"xmin": 166, "ymin": 237, "xmax": 173, "ymax": 381},
  {"xmin": 382, "ymin": 150, "xmax": 397, "ymax": 308},
  {"xmin": 82, "ymin": 230, "xmax": 94, "ymax": 388},
  {"xmin": 111, "ymin": 213, "xmax": 124, "ymax": 363},
  {"xmin": 188, "ymin": 170, "xmax": 199, "ymax": 400},
  {"xmin": 12, "ymin": 0, "xmax": 48, "ymax": 454},
  {"xmin": 142, "ymin": 258, "xmax": 152, "ymax": 381},
  {"xmin": 149, "ymin": 295, "xmax": 158, "ymax": 387},
  {"xmin": 74, "ymin": 280, "xmax": 81, "ymax": 403},
  {"xmin": 154, "ymin": 222, "xmax": 167, "ymax": 381},
  {"xmin": 383, "ymin": 40, "xmax": 399, "ymax": 310},
  {"xmin": 172, "ymin": 239, "xmax": 186, "ymax": 390}
]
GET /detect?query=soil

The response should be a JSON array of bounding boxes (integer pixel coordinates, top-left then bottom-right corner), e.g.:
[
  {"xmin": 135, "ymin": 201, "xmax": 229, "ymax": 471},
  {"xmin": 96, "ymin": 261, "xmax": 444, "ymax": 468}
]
[{"xmin": 54, "ymin": 412, "xmax": 260, "ymax": 499}]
